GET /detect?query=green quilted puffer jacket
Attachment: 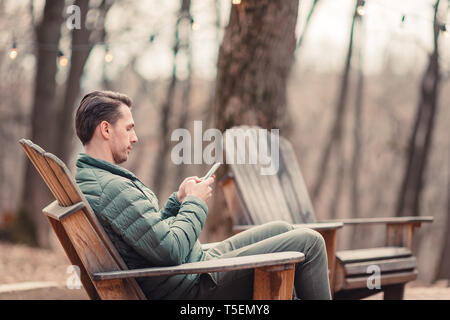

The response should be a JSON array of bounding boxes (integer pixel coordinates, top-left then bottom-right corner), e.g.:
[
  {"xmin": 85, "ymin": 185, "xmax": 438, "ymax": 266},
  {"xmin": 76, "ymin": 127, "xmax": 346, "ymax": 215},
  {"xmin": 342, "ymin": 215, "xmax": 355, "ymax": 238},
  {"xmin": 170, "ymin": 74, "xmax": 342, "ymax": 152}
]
[{"xmin": 75, "ymin": 153, "xmax": 208, "ymax": 299}]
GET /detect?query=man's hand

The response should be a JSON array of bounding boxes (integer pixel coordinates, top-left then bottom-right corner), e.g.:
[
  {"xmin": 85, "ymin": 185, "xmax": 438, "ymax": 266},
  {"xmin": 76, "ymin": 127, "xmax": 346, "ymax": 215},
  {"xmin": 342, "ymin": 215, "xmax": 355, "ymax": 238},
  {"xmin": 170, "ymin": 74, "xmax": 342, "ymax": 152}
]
[
  {"xmin": 183, "ymin": 176, "xmax": 215, "ymax": 203},
  {"xmin": 177, "ymin": 176, "xmax": 202, "ymax": 202}
]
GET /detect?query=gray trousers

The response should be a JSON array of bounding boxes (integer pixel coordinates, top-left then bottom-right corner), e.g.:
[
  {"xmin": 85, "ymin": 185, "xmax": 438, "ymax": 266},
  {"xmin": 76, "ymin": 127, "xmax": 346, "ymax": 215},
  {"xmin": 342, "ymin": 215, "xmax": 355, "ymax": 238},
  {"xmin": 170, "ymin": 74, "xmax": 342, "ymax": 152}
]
[{"xmin": 193, "ymin": 221, "xmax": 332, "ymax": 300}]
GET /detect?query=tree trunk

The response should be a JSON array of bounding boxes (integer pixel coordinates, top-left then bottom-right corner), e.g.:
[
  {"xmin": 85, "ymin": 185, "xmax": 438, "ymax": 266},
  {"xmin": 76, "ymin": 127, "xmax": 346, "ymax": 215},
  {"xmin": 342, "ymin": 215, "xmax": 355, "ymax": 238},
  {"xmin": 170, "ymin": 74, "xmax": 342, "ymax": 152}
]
[
  {"xmin": 175, "ymin": 0, "xmax": 193, "ymax": 185},
  {"xmin": 57, "ymin": 0, "xmax": 113, "ymax": 165},
  {"xmin": 395, "ymin": 0, "xmax": 441, "ymax": 217},
  {"xmin": 435, "ymin": 149, "xmax": 450, "ymax": 284},
  {"xmin": 15, "ymin": 0, "xmax": 65, "ymax": 248},
  {"xmin": 152, "ymin": 0, "xmax": 191, "ymax": 196},
  {"xmin": 350, "ymin": 20, "xmax": 366, "ymax": 247},
  {"xmin": 214, "ymin": 0, "xmax": 298, "ymax": 133},
  {"xmin": 351, "ymin": 44, "xmax": 364, "ymax": 220},
  {"xmin": 328, "ymin": 138, "xmax": 346, "ymax": 220},
  {"xmin": 56, "ymin": 0, "xmax": 91, "ymax": 164},
  {"xmin": 202, "ymin": 0, "xmax": 222, "ymax": 130},
  {"xmin": 205, "ymin": 0, "xmax": 299, "ymax": 241},
  {"xmin": 312, "ymin": 0, "xmax": 362, "ymax": 203}
]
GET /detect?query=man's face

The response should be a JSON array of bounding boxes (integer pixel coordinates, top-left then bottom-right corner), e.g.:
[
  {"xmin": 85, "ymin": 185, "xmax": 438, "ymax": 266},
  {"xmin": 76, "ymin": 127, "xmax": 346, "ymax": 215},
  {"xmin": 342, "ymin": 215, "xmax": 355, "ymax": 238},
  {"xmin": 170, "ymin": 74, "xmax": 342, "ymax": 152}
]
[{"xmin": 109, "ymin": 104, "xmax": 138, "ymax": 164}]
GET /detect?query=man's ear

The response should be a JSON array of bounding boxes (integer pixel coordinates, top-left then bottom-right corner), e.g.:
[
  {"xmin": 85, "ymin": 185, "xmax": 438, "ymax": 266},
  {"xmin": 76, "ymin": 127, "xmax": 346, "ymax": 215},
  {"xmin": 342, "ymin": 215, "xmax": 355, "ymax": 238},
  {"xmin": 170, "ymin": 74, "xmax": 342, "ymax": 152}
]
[{"xmin": 99, "ymin": 120, "xmax": 111, "ymax": 140}]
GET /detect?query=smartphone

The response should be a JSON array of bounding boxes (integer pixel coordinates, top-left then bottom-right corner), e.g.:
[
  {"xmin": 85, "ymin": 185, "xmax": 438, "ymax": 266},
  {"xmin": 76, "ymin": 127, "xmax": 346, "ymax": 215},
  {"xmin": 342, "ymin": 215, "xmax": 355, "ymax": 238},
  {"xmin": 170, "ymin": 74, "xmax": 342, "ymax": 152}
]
[{"xmin": 202, "ymin": 162, "xmax": 221, "ymax": 180}]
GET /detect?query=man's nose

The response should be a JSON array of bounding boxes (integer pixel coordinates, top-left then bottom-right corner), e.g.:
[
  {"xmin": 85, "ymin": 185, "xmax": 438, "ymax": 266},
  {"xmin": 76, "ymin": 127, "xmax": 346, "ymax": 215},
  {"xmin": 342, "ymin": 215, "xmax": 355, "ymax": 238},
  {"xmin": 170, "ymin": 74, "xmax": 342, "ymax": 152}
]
[{"xmin": 131, "ymin": 132, "xmax": 138, "ymax": 144}]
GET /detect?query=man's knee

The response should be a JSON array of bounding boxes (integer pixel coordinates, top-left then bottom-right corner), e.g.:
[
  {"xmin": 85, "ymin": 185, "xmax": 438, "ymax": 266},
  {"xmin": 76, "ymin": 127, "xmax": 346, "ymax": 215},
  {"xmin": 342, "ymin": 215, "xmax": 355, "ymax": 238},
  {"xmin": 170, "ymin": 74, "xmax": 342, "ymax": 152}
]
[
  {"xmin": 293, "ymin": 227, "xmax": 326, "ymax": 251},
  {"xmin": 311, "ymin": 230, "xmax": 326, "ymax": 250},
  {"xmin": 265, "ymin": 220, "xmax": 294, "ymax": 234}
]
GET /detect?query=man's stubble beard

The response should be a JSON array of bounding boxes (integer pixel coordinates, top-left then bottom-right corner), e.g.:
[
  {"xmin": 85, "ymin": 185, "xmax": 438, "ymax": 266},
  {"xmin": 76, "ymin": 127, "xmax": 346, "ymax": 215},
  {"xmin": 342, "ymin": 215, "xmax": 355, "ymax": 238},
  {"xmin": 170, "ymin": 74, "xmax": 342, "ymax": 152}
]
[{"xmin": 112, "ymin": 148, "xmax": 127, "ymax": 164}]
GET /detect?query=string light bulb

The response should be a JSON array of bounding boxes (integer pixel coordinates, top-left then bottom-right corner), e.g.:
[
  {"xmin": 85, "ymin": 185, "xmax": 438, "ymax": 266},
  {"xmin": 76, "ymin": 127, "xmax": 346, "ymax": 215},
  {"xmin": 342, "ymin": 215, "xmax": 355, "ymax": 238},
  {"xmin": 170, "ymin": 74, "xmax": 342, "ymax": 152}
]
[
  {"xmin": 191, "ymin": 20, "xmax": 199, "ymax": 31},
  {"xmin": 441, "ymin": 24, "xmax": 448, "ymax": 38},
  {"xmin": 9, "ymin": 41, "xmax": 18, "ymax": 60},
  {"xmin": 104, "ymin": 45, "xmax": 113, "ymax": 63},
  {"xmin": 356, "ymin": 5, "xmax": 365, "ymax": 17},
  {"xmin": 58, "ymin": 50, "xmax": 69, "ymax": 67},
  {"xmin": 356, "ymin": 0, "xmax": 366, "ymax": 17}
]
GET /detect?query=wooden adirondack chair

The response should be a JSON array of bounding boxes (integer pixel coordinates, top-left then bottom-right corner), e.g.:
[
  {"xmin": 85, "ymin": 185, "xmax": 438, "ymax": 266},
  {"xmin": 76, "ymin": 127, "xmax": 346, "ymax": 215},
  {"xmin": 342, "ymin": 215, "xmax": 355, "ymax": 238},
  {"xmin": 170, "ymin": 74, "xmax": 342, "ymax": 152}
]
[
  {"xmin": 19, "ymin": 138, "xmax": 304, "ymax": 300},
  {"xmin": 220, "ymin": 126, "xmax": 434, "ymax": 300}
]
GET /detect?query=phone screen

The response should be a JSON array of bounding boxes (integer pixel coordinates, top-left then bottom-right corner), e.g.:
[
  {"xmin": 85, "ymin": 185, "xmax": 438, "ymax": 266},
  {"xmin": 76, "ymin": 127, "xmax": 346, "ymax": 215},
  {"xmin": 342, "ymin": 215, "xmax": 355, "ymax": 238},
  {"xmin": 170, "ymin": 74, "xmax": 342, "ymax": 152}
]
[{"xmin": 203, "ymin": 163, "xmax": 221, "ymax": 180}]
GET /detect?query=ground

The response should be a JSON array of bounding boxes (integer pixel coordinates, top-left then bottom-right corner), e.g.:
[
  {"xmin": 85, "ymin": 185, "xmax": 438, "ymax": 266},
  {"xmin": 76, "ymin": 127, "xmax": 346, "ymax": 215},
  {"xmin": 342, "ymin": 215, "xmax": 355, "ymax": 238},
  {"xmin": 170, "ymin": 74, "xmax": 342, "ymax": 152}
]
[{"xmin": 0, "ymin": 240, "xmax": 449, "ymax": 300}]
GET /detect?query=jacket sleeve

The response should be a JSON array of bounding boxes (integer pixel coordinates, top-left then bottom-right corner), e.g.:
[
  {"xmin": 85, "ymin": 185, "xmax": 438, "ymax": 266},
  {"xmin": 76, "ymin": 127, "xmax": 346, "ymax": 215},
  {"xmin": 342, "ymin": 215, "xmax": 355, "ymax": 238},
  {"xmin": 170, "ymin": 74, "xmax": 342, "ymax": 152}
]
[
  {"xmin": 99, "ymin": 178, "xmax": 208, "ymax": 266},
  {"xmin": 159, "ymin": 192, "xmax": 181, "ymax": 219}
]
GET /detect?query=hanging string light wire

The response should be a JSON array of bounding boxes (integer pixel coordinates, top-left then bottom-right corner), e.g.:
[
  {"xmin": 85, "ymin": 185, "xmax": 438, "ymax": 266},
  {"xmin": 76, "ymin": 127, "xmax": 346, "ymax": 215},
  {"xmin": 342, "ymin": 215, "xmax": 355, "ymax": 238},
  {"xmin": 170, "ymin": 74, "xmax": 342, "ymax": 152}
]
[{"xmin": 4, "ymin": 0, "xmax": 449, "ymax": 63}]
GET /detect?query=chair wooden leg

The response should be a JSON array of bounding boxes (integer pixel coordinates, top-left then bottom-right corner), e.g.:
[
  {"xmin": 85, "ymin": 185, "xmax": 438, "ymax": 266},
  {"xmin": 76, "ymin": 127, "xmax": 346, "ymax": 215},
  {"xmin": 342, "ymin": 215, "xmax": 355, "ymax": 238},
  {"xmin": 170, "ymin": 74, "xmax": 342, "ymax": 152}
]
[
  {"xmin": 317, "ymin": 229, "xmax": 337, "ymax": 297},
  {"xmin": 253, "ymin": 264, "xmax": 295, "ymax": 300},
  {"xmin": 383, "ymin": 284, "xmax": 405, "ymax": 300}
]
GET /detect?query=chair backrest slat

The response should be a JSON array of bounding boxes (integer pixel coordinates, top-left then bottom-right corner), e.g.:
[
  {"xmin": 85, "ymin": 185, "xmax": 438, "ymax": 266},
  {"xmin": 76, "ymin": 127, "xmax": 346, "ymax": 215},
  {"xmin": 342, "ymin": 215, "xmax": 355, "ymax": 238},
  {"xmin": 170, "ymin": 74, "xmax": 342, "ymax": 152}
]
[
  {"xmin": 21, "ymin": 142, "xmax": 72, "ymax": 206},
  {"xmin": 278, "ymin": 138, "xmax": 316, "ymax": 223},
  {"xmin": 224, "ymin": 126, "xmax": 316, "ymax": 225},
  {"xmin": 225, "ymin": 127, "xmax": 293, "ymax": 224},
  {"xmin": 45, "ymin": 153, "xmax": 83, "ymax": 204},
  {"xmin": 231, "ymin": 127, "xmax": 264, "ymax": 224},
  {"xmin": 249, "ymin": 128, "xmax": 296, "ymax": 223}
]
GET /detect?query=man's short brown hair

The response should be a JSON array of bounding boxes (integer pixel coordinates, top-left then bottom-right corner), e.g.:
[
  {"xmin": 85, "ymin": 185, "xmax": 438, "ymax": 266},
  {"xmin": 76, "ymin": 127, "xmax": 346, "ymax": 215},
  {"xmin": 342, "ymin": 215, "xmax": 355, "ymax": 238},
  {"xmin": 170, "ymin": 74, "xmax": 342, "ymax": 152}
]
[{"xmin": 75, "ymin": 90, "xmax": 132, "ymax": 145}]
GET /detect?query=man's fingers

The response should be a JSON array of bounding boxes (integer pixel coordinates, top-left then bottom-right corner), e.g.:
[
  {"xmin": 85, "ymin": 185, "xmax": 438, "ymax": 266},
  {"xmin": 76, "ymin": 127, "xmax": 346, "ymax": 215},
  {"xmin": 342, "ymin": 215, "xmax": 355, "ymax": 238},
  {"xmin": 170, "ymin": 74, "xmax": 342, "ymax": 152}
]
[
  {"xmin": 183, "ymin": 176, "xmax": 201, "ymax": 185},
  {"xmin": 186, "ymin": 180, "xmax": 196, "ymax": 187},
  {"xmin": 199, "ymin": 180, "xmax": 214, "ymax": 188}
]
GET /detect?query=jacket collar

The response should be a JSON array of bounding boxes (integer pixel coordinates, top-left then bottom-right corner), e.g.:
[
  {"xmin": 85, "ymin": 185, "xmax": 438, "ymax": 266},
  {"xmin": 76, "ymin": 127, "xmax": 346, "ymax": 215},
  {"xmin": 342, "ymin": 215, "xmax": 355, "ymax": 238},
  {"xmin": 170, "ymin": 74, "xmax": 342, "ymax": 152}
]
[{"xmin": 76, "ymin": 153, "xmax": 137, "ymax": 180}]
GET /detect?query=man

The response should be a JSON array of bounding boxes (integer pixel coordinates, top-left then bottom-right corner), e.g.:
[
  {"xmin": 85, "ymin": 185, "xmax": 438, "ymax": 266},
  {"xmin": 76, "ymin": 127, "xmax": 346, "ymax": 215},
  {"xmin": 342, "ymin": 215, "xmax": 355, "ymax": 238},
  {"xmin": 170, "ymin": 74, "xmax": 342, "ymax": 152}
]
[{"xmin": 75, "ymin": 90, "xmax": 331, "ymax": 300}]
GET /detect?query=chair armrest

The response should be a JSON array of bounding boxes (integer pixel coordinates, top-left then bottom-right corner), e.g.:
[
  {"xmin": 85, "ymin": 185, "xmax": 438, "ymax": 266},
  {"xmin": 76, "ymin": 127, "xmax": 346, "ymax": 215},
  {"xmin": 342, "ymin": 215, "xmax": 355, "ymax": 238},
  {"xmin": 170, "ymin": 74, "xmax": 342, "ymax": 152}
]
[
  {"xmin": 91, "ymin": 251, "xmax": 304, "ymax": 281},
  {"xmin": 233, "ymin": 222, "xmax": 343, "ymax": 234},
  {"xmin": 320, "ymin": 216, "xmax": 434, "ymax": 226},
  {"xmin": 293, "ymin": 222, "xmax": 344, "ymax": 230}
]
